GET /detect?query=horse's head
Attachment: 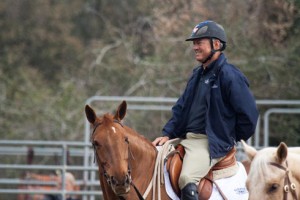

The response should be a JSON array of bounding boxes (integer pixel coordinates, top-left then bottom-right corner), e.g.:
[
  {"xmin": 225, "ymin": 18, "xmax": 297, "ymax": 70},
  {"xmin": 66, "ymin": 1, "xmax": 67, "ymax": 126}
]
[
  {"xmin": 85, "ymin": 101, "xmax": 132, "ymax": 197},
  {"xmin": 242, "ymin": 141, "xmax": 299, "ymax": 200}
]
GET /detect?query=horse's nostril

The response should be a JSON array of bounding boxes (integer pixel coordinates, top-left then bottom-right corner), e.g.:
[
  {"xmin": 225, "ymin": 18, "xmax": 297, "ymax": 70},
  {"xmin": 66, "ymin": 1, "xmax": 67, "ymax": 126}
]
[
  {"xmin": 125, "ymin": 174, "xmax": 131, "ymax": 184},
  {"xmin": 111, "ymin": 176, "xmax": 117, "ymax": 185}
]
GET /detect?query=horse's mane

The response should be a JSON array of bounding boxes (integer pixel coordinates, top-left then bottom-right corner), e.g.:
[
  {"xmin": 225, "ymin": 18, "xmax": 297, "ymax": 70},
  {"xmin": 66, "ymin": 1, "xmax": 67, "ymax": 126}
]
[
  {"xmin": 101, "ymin": 113, "xmax": 112, "ymax": 125},
  {"xmin": 250, "ymin": 148, "xmax": 277, "ymax": 179},
  {"xmin": 123, "ymin": 122, "xmax": 157, "ymax": 153},
  {"xmin": 100, "ymin": 113, "xmax": 156, "ymax": 152}
]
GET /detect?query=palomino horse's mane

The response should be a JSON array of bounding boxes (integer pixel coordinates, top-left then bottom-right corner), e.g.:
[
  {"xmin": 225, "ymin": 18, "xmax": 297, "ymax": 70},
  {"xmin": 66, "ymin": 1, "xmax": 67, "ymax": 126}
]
[
  {"xmin": 249, "ymin": 147, "xmax": 300, "ymax": 176},
  {"xmin": 249, "ymin": 148, "xmax": 277, "ymax": 180}
]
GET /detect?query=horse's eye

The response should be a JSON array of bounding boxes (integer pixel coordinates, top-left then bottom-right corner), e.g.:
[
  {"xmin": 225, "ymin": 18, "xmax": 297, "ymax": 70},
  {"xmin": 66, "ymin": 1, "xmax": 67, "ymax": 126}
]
[
  {"xmin": 93, "ymin": 140, "xmax": 101, "ymax": 147},
  {"xmin": 267, "ymin": 183, "xmax": 280, "ymax": 193},
  {"xmin": 101, "ymin": 161, "xmax": 108, "ymax": 167},
  {"xmin": 125, "ymin": 137, "xmax": 129, "ymax": 143}
]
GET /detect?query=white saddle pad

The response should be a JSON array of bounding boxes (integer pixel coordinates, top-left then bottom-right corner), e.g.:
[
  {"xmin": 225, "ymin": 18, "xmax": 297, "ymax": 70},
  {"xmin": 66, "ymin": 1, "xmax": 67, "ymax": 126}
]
[{"xmin": 164, "ymin": 162, "xmax": 249, "ymax": 200}]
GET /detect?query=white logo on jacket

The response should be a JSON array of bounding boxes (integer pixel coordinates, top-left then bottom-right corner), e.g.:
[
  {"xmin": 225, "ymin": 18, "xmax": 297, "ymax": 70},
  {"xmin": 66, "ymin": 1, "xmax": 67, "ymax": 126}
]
[{"xmin": 212, "ymin": 84, "xmax": 218, "ymax": 88}]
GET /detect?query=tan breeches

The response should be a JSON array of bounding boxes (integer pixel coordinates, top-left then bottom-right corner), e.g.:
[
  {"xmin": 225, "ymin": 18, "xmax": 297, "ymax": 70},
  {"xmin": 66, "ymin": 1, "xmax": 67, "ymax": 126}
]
[{"xmin": 178, "ymin": 132, "xmax": 223, "ymax": 189}]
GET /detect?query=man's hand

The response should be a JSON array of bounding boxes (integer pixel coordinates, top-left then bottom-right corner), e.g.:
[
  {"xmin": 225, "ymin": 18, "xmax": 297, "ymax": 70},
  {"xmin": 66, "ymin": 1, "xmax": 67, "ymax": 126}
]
[{"xmin": 152, "ymin": 136, "xmax": 170, "ymax": 146}]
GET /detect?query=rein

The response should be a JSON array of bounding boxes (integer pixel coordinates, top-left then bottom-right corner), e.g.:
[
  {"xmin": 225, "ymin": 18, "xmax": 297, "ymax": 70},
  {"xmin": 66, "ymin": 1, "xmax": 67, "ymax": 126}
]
[
  {"xmin": 268, "ymin": 161, "xmax": 298, "ymax": 200},
  {"xmin": 91, "ymin": 120, "xmax": 145, "ymax": 200}
]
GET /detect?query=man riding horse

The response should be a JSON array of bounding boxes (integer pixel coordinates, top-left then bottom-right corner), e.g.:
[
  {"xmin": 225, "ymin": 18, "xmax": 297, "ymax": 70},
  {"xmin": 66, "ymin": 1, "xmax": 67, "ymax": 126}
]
[{"xmin": 152, "ymin": 20, "xmax": 259, "ymax": 200}]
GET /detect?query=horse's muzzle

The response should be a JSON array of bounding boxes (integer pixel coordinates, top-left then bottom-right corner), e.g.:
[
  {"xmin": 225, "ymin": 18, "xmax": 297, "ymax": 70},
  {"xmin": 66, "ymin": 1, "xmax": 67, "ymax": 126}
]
[{"xmin": 111, "ymin": 174, "xmax": 131, "ymax": 195}]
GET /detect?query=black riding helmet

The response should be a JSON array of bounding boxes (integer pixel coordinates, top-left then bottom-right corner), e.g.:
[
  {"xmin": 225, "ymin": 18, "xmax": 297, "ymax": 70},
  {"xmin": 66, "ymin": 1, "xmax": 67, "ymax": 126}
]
[
  {"xmin": 186, "ymin": 21, "xmax": 226, "ymax": 43},
  {"xmin": 186, "ymin": 21, "xmax": 227, "ymax": 63}
]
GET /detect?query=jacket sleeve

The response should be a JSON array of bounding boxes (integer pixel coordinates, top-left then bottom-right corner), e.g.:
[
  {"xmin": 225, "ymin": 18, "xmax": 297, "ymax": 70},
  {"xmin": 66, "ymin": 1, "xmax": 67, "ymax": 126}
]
[
  {"xmin": 228, "ymin": 72, "xmax": 259, "ymax": 141},
  {"xmin": 162, "ymin": 95, "xmax": 184, "ymax": 138},
  {"xmin": 162, "ymin": 68, "xmax": 198, "ymax": 138}
]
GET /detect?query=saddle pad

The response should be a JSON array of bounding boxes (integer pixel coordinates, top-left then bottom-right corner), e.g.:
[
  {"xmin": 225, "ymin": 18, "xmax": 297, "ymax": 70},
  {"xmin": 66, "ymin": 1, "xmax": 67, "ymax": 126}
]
[
  {"xmin": 164, "ymin": 162, "xmax": 248, "ymax": 200},
  {"xmin": 209, "ymin": 162, "xmax": 248, "ymax": 200},
  {"xmin": 164, "ymin": 164, "xmax": 180, "ymax": 200}
]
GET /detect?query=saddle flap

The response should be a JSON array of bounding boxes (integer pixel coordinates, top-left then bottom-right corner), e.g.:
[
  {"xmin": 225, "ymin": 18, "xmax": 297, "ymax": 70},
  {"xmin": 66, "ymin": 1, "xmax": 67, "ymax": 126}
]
[
  {"xmin": 167, "ymin": 146, "xmax": 237, "ymax": 200},
  {"xmin": 166, "ymin": 144, "xmax": 185, "ymax": 196},
  {"xmin": 198, "ymin": 171, "xmax": 213, "ymax": 200},
  {"xmin": 198, "ymin": 147, "xmax": 237, "ymax": 200},
  {"xmin": 213, "ymin": 147, "xmax": 236, "ymax": 170}
]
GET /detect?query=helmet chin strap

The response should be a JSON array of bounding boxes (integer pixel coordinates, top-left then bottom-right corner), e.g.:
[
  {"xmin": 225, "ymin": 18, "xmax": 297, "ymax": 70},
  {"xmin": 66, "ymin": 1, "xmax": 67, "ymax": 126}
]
[
  {"xmin": 202, "ymin": 51, "xmax": 215, "ymax": 65},
  {"xmin": 202, "ymin": 38, "xmax": 223, "ymax": 65}
]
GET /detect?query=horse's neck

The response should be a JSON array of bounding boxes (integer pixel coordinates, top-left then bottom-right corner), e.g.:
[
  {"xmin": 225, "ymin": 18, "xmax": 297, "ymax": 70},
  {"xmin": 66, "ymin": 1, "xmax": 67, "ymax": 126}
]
[
  {"xmin": 127, "ymin": 131, "xmax": 157, "ymax": 186},
  {"xmin": 288, "ymin": 147, "xmax": 300, "ymax": 155},
  {"xmin": 125, "ymin": 131, "xmax": 169, "ymax": 199},
  {"xmin": 129, "ymin": 133, "xmax": 157, "ymax": 170},
  {"xmin": 288, "ymin": 153, "xmax": 300, "ymax": 167},
  {"xmin": 288, "ymin": 153, "xmax": 300, "ymax": 181}
]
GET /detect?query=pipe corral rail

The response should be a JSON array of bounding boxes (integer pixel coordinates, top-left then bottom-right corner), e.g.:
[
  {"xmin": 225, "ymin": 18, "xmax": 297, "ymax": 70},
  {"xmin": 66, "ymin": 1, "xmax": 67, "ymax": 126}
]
[
  {"xmin": 0, "ymin": 140, "xmax": 102, "ymax": 199},
  {"xmin": 1, "ymin": 96, "xmax": 300, "ymax": 200}
]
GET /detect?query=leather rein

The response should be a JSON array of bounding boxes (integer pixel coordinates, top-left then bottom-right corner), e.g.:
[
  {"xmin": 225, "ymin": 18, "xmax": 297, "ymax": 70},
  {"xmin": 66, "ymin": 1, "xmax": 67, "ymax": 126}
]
[
  {"xmin": 268, "ymin": 161, "xmax": 298, "ymax": 200},
  {"xmin": 91, "ymin": 120, "xmax": 145, "ymax": 200}
]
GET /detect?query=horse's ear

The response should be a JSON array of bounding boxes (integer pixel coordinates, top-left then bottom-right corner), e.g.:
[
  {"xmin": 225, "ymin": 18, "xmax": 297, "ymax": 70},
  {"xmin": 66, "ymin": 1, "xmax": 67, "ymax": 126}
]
[
  {"xmin": 241, "ymin": 140, "xmax": 257, "ymax": 161},
  {"xmin": 276, "ymin": 142, "xmax": 288, "ymax": 164},
  {"xmin": 85, "ymin": 105, "xmax": 97, "ymax": 124},
  {"xmin": 114, "ymin": 101, "xmax": 127, "ymax": 121}
]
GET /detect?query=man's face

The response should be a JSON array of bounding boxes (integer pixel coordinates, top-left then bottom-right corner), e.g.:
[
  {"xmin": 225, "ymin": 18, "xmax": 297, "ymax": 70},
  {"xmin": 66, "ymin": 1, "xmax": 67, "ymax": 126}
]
[{"xmin": 192, "ymin": 38, "xmax": 212, "ymax": 63}]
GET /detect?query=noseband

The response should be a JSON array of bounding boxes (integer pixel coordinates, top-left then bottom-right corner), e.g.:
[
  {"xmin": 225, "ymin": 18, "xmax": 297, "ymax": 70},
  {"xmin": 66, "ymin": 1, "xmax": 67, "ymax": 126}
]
[
  {"xmin": 268, "ymin": 161, "xmax": 298, "ymax": 200},
  {"xmin": 91, "ymin": 120, "xmax": 144, "ymax": 200}
]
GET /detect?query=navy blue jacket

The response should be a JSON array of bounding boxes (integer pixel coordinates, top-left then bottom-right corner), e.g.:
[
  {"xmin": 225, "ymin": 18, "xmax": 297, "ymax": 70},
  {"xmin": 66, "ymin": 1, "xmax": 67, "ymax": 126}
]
[{"xmin": 162, "ymin": 53, "xmax": 259, "ymax": 159}]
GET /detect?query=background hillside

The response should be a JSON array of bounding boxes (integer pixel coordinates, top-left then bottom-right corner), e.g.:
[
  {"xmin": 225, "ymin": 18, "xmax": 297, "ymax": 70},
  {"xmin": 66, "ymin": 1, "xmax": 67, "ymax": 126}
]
[{"xmin": 0, "ymin": 0, "xmax": 300, "ymax": 145}]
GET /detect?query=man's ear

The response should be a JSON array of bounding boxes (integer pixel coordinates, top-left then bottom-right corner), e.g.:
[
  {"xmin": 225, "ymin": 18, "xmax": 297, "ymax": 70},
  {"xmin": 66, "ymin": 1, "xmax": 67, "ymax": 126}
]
[{"xmin": 213, "ymin": 39, "xmax": 222, "ymax": 51}]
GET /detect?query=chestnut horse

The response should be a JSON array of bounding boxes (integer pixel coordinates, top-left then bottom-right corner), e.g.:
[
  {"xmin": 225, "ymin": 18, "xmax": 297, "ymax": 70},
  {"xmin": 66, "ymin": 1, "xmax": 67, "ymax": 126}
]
[
  {"xmin": 242, "ymin": 140, "xmax": 300, "ymax": 200},
  {"xmin": 85, "ymin": 101, "xmax": 249, "ymax": 200},
  {"xmin": 85, "ymin": 101, "xmax": 169, "ymax": 200}
]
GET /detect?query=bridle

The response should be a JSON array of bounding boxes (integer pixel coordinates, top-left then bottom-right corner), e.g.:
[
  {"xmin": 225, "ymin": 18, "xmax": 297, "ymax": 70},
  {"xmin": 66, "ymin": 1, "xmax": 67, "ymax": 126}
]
[
  {"xmin": 91, "ymin": 120, "xmax": 145, "ymax": 200},
  {"xmin": 268, "ymin": 161, "xmax": 298, "ymax": 200}
]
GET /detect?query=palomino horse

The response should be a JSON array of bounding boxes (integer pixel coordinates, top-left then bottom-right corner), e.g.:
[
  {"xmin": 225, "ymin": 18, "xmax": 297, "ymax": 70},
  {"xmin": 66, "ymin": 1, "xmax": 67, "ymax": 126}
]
[
  {"xmin": 85, "ymin": 101, "xmax": 248, "ymax": 200},
  {"xmin": 242, "ymin": 140, "xmax": 300, "ymax": 200}
]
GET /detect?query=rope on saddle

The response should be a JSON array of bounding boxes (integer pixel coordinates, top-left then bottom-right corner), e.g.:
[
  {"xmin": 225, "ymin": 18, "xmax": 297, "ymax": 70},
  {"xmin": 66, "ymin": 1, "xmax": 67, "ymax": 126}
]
[{"xmin": 143, "ymin": 138, "xmax": 181, "ymax": 200}]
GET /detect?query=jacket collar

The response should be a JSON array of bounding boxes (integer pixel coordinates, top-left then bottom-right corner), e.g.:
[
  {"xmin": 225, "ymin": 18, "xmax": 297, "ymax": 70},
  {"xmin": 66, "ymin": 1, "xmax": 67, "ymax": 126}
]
[{"xmin": 201, "ymin": 53, "xmax": 226, "ymax": 75}]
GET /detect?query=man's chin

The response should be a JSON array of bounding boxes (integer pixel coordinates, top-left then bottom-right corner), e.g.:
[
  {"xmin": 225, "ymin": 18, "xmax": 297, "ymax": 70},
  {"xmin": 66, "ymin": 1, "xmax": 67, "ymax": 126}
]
[
  {"xmin": 196, "ymin": 58, "xmax": 205, "ymax": 63},
  {"xmin": 195, "ymin": 55, "xmax": 205, "ymax": 63}
]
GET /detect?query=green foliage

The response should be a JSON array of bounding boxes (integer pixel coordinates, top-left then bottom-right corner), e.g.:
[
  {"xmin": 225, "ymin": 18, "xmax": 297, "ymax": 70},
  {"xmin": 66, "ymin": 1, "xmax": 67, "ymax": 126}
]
[
  {"xmin": 0, "ymin": 0, "xmax": 299, "ymax": 146},
  {"xmin": 269, "ymin": 114, "xmax": 300, "ymax": 146}
]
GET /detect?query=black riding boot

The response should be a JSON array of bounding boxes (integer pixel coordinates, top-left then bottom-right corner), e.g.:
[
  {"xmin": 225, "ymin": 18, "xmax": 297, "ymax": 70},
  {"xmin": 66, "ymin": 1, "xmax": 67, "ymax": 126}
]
[{"xmin": 181, "ymin": 183, "xmax": 199, "ymax": 200}]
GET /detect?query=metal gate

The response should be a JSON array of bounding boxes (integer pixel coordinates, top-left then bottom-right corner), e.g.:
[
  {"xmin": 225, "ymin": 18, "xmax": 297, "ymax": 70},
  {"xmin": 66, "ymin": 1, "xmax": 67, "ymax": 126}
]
[{"xmin": 1, "ymin": 96, "xmax": 299, "ymax": 200}]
